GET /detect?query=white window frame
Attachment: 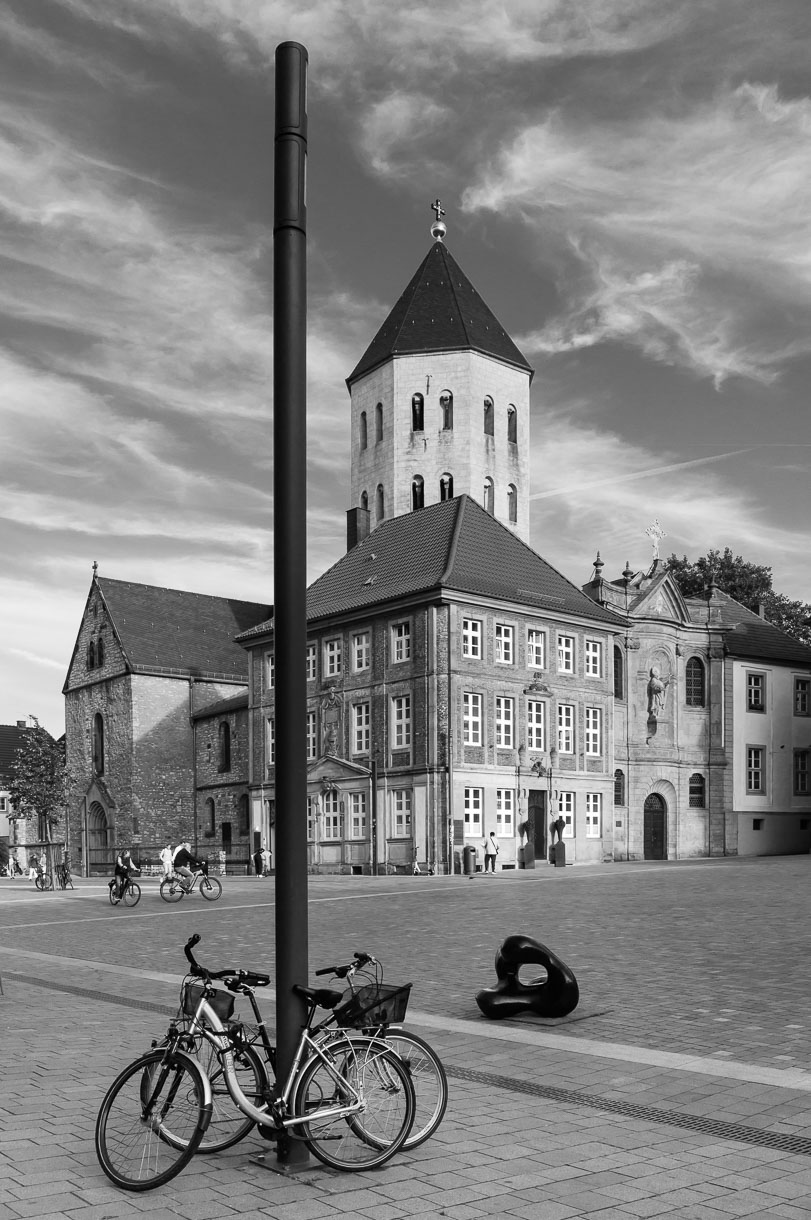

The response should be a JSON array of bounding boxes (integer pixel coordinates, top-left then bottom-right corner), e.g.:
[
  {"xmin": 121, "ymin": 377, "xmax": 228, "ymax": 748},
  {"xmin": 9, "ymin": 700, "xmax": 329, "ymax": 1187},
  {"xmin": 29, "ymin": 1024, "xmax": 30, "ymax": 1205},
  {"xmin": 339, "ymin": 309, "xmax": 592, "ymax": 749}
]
[
  {"xmin": 264, "ymin": 651, "xmax": 275, "ymax": 690},
  {"xmin": 495, "ymin": 696, "xmax": 514, "ymax": 748},
  {"xmin": 324, "ymin": 637, "xmax": 342, "ymax": 678},
  {"xmin": 462, "ymin": 618, "xmax": 482, "ymax": 659},
  {"xmin": 558, "ymin": 791, "xmax": 575, "ymax": 838},
  {"xmin": 585, "ymin": 793, "xmax": 602, "ymax": 837},
  {"xmin": 585, "ymin": 640, "xmax": 602, "ymax": 678},
  {"xmin": 464, "ymin": 787, "xmax": 483, "ymax": 836},
  {"xmin": 463, "ymin": 692, "xmax": 483, "ymax": 746},
  {"xmin": 496, "ymin": 789, "xmax": 514, "ymax": 837},
  {"xmin": 794, "ymin": 750, "xmax": 810, "ymax": 796},
  {"xmin": 349, "ymin": 792, "xmax": 367, "ymax": 839},
  {"xmin": 392, "ymin": 789, "xmax": 412, "ymax": 837},
  {"xmin": 391, "ymin": 695, "xmax": 412, "ymax": 750},
  {"xmin": 747, "ymin": 746, "xmax": 765, "ymax": 794},
  {"xmin": 306, "ymin": 644, "xmax": 316, "ymax": 682},
  {"xmin": 746, "ymin": 671, "xmax": 765, "ymax": 713},
  {"xmin": 795, "ymin": 678, "xmax": 810, "ymax": 716},
  {"xmin": 557, "ymin": 634, "xmax": 575, "ymax": 674},
  {"xmin": 585, "ymin": 707, "xmax": 602, "ymax": 756},
  {"xmin": 495, "ymin": 623, "xmax": 514, "ymax": 664},
  {"xmin": 527, "ymin": 700, "xmax": 545, "ymax": 751},
  {"xmin": 353, "ymin": 702, "xmax": 371, "ymax": 755},
  {"xmin": 306, "ymin": 711, "xmax": 317, "ymax": 761},
  {"xmin": 353, "ymin": 631, "xmax": 370, "ymax": 672},
  {"xmin": 527, "ymin": 628, "xmax": 546, "ymax": 669},
  {"xmin": 558, "ymin": 703, "xmax": 575, "ymax": 754},
  {"xmin": 322, "ymin": 790, "xmax": 341, "ymax": 840},
  {"xmin": 307, "ymin": 796, "xmax": 318, "ymax": 841},
  {"xmin": 391, "ymin": 621, "xmax": 411, "ymax": 664},
  {"xmin": 266, "ymin": 717, "xmax": 275, "ymax": 767}
]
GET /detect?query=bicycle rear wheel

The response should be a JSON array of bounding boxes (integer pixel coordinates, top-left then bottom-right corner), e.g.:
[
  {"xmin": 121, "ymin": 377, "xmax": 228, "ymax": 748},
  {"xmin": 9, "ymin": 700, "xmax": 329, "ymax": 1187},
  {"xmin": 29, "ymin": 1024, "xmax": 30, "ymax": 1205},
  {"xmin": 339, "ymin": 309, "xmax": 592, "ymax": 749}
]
[
  {"xmin": 200, "ymin": 876, "xmax": 222, "ymax": 901},
  {"xmin": 95, "ymin": 1049, "xmax": 210, "ymax": 1191},
  {"xmin": 159, "ymin": 878, "xmax": 184, "ymax": 903},
  {"xmin": 293, "ymin": 1039, "xmax": 414, "ymax": 1170},
  {"xmin": 108, "ymin": 884, "xmax": 120, "ymax": 907},
  {"xmin": 383, "ymin": 1029, "xmax": 448, "ymax": 1149},
  {"xmin": 123, "ymin": 882, "xmax": 141, "ymax": 907}
]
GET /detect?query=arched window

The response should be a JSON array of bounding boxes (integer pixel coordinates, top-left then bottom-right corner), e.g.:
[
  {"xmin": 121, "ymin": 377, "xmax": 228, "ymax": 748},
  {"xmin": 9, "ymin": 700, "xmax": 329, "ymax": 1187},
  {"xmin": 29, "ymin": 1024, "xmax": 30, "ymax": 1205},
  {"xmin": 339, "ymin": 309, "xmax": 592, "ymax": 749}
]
[
  {"xmin": 92, "ymin": 713, "xmax": 105, "ymax": 775},
  {"xmin": 360, "ymin": 490, "xmax": 368, "ymax": 511},
  {"xmin": 219, "ymin": 721, "xmax": 231, "ymax": 773},
  {"xmin": 375, "ymin": 402, "xmax": 383, "ymax": 443},
  {"xmin": 238, "ymin": 793, "xmax": 250, "ymax": 837},
  {"xmin": 97, "ymin": 638, "xmax": 105, "ymax": 666},
  {"xmin": 483, "ymin": 397, "xmax": 494, "ymax": 436},
  {"xmin": 411, "ymin": 475, "xmax": 424, "ymax": 511},
  {"xmin": 507, "ymin": 404, "xmax": 517, "ymax": 443},
  {"xmin": 360, "ymin": 411, "xmax": 367, "ymax": 450},
  {"xmin": 689, "ymin": 773, "xmax": 706, "ymax": 807},
  {"xmin": 507, "ymin": 484, "xmax": 517, "ymax": 522},
  {"xmin": 483, "ymin": 477, "xmax": 494, "ymax": 514},
  {"xmin": 440, "ymin": 391, "xmax": 453, "ymax": 431},
  {"xmin": 375, "ymin": 484, "xmax": 385, "ymax": 520},
  {"xmin": 686, "ymin": 657, "xmax": 705, "ymax": 707},
  {"xmin": 614, "ymin": 769, "xmax": 625, "ymax": 806},
  {"xmin": 411, "ymin": 393, "xmax": 424, "ymax": 432},
  {"xmin": 439, "ymin": 473, "xmax": 454, "ymax": 501},
  {"xmin": 205, "ymin": 798, "xmax": 216, "ymax": 837},
  {"xmin": 613, "ymin": 645, "xmax": 625, "ymax": 700},
  {"xmin": 87, "ymin": 641, "xmax": 95, "ymax": 669}
]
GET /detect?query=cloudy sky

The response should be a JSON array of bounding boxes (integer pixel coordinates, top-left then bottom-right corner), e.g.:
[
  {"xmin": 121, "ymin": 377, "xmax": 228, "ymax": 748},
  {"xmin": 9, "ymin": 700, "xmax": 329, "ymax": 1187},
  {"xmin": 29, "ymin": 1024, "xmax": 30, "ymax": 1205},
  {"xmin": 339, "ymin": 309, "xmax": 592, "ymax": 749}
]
[{"xmin": 2, "ymin": 0, "xmax": 810, "ymax": 736}]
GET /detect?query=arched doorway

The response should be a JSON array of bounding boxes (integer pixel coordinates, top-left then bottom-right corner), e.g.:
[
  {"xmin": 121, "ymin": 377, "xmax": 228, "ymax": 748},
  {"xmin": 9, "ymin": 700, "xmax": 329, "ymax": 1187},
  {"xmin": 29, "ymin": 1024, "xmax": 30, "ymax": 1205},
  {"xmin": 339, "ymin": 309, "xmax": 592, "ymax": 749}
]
[
  {"xmin": 643, "ymin": 793, "xmax": 666, "ymax": 860},
  {"xmin": 88, "ymin": 801, "xmax": 111, "ymax": 872}
]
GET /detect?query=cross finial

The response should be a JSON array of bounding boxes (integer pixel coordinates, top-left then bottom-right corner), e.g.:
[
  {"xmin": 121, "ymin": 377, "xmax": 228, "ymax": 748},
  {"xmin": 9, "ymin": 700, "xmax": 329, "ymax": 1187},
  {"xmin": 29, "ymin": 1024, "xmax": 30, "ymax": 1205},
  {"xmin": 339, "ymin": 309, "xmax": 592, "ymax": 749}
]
[
  {"xmin": 92, "ymin": 560, "xmax": 98, "ymax": 577},
  {"xmin": 431, "ymin": 199, "xmax": 445, "ymax": 222},
  {"xmin": 430, "ymin": 199, "xmax": 447, "ymax": 243},
  {"xmin": 644, "ymin": 519, "xmax": 667, "ymax": 561}
]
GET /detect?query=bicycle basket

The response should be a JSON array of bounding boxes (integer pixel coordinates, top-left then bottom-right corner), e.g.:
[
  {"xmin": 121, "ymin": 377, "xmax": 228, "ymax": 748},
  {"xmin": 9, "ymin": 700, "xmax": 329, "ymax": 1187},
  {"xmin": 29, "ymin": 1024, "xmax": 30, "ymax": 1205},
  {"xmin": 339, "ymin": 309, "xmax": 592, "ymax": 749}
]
[
  {"xmin": 182, "ymin": 982, "xmax": 235, "ymax": 1023},
  {"xmin": 333, "ymin": 982, "xmax": 412, "ymax": 1029}
]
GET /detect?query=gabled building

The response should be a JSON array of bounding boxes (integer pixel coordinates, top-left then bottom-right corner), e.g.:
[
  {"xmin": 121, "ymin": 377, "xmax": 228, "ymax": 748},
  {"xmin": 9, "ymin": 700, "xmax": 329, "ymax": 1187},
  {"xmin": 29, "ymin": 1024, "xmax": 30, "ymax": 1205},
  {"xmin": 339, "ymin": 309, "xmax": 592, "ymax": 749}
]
[{"xmin": 0, "ymin": 721, "xmax": 28, "ymax": 868}]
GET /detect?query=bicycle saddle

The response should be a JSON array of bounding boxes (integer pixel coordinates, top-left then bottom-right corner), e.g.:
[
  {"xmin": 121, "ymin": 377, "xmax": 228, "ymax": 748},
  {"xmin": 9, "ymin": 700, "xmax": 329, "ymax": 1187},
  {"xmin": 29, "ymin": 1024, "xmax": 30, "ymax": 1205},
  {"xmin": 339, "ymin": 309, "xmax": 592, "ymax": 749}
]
[{"xmin": 292, "ymin": 984, "xmax": 344, "ymax": 1009}]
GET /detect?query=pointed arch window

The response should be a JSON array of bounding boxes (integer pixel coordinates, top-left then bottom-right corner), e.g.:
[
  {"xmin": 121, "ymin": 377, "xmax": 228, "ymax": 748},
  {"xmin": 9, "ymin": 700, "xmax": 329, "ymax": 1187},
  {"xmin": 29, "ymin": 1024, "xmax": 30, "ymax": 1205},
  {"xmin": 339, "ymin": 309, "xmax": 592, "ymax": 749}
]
[
  {"xmin": 439, "ymin": 473, "xmax": 453, "ymax": 501},
  {"xmin": 440, "ymin": 391, "xmax": 453, "ymax": 431},
  {"xmin": 507, "ymin": 484, "xmax": 517, "ymax": 523},
  {"xmin": 218, "ymin": 721, "xmax": 231, "ymax": 773},
  {"xmin": 87, "ymin": 641, "xmax": 95, "ymax": 670},
  {"xmin": 686, "ymin": 657, "xmax": 705, "ymax": 707},
  {"xmin": 483, "ymin": 477, "xmax": 494, "ymax": 514},
  {"xmin": 483, "ymin": 397, "xmax": 494, "ymax": 436},
  {"xmin": 613, "ymin": 645, "xmax": 625, "ymax": 700},
  {"xmin": 375, "ymin": 484, "xmax": 385, "ymax": 520},
  {"xmin": 360, "ymin": 490, "xmax": 368, "ymax": 512},
  {"xmin": 411, "ymin": 475, "xmax": 424, "ymax": 511},
  {"xmin": 507, "ymin": 404, "xmax": 517, "ymax": 443},
  {"xmin": 360, "ymin": 411, "xmax": 367, "ymax": 450},
  {"xmin": 375, "ymin": 402, "xmax": 383, "ymax": 443},
  {"xmin": 411, "ymin": 393, "xmax": 424, "ymax": 432},
  {"xmin": 92, "ymin": 712, "xmax": 105, "ymax": 775}
]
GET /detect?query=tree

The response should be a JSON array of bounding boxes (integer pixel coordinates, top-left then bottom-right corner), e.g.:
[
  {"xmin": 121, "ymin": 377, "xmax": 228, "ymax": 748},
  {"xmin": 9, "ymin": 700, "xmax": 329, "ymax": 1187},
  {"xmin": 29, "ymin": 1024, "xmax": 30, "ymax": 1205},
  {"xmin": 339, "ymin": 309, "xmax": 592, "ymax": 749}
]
[
  {"xmin": 665, "ymin": 548, "xmax": 811, "ymax": 647},
  {"xmin": 7, "ymin": 718, "xmax": 71, "ymax": 843}
]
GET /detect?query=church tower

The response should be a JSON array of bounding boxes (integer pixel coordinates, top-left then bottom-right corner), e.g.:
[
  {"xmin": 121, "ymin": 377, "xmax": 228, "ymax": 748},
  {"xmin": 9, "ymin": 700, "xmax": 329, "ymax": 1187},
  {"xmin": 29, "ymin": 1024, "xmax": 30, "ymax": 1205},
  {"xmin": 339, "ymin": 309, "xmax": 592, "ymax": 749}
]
[{"xmin": 346, "ymin": 205, "xmax": 534, "ymax": 545}]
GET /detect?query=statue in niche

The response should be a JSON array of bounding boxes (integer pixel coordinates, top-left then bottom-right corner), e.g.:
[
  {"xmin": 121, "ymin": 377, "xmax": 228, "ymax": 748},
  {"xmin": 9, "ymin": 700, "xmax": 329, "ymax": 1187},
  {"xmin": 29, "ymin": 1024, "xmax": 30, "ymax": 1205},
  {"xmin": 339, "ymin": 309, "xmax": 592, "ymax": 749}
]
[
  {"xmin": 321, "ymin": 684, "xmax": 343, "ymax": 757},
  {"xmin": 646, "ymin": 666, "xmax": 670, "ymax": 718}
]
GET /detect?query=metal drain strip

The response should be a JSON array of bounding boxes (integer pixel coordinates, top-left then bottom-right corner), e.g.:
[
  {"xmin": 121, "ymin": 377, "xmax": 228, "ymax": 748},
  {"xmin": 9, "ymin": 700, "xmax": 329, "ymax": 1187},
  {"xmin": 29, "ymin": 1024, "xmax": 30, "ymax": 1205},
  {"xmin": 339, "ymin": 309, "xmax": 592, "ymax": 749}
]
[
  {"xmin": 446, "ymin": 1065, "xmax": 811, "ymax": 1157},
  {"xmin": 1, "ymin": 970, "xmax": 176, "ymax": 1016}
]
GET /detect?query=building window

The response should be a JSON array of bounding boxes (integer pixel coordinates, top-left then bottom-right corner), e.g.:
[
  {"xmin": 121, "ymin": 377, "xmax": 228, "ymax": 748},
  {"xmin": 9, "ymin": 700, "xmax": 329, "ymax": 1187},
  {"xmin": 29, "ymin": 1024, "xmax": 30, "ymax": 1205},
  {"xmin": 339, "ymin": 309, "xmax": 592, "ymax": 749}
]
[
  {"xmin": 557, "ymin": 634, "xmax": 574, "ymax": 674},
  {"xmin": 92, "ymin": 712, "xmax": 105, "ymax": 775},
  {"xmin": 322, "ymin": 790, "xmax": 340, "ymax": 839},
  {"xmin": 558, "ymin": 704, "xmax": 574, "ymax": 754},
  {"xmin": 483, "ymin": 477, "xmax": 494, "ymax": 514},
  {"xmin": 614, "ymin": 769, "xmax": 625, "ymax": 806},
  {"xmin": 686, "ymin": 657, "xmax": 705, "ymax": 707},
  {"xmin": 391, "ymin": 621, "xmax": 411, "ymax": 664},
  {"xmin": 238, "ymin": 793, "xmax": 249, "ymax": 836},
  {"xmin": 306, "ymin": 711, "xmax": 317, "ymax": 761},
  {"xmin": 411, "ymin": 475, "xmax": 424, "ymax": 511},
  {"xmin": 753, "ymin": 818, "xmax": 764, "ymax": 831},
  {"xmin": 689, "ymin": 773, "xmax": 706, "ymax": 807},
  {"xmin": 527, "ymin": 628, "xmax": 546, "ymax": 669},
  {"xmin": 464, "ymin": 787, "xmax": 482, "ymax": 836},
  {"xmin": 205, "ymin": 798, "xmax": 216, "ymax": 837},
  {"xmin": 375, "ymin": 484, "xmax": 385, "ymax": 521},
  {"xmin": 462, "ymin": 618, "xmax": 482, "ymax": 659},
  {"xmin": 747, "ymin": 746, "xmax": 764, "ymax": 794},
  {"xmin": 747, "ymin": 672, "xmax": 765, "ymax": 712},
  {"xmin": 507, "ymin": 484, "xmax": 517, "ymax": 523},
  {"xmin": 495, "ymin": 623, "xmax": 514, "ymax": 664},
  {"xmin": 795, "ymin": 678, "xmax": 810, "ymax": 716},
  {"xmin": 306, "ymin": 644, "xmax": 316, "ymax": 681},
  {"xmin": 375, "ymin": 402, "xmax": 383, "ymax": 443},
  {"xmin": 585, "ymin": 707, "xmax": 602, "ymax": 756},
  {"xmin": 264, "ymin": 651, "xmax": 275, "ymax": 691},
  {"xmin": 463, "ymin": 692, "xmax": 483, "ymax": 746},
  {"xmin": 218, "ymin": 722, "xmax": 231, "ymax": 772},
  {"xmin": 586, "ymin": 793, "xmax": 602, "ymax": 837},
  {"xmin": 613, "ymin": 645, "xmax": 624, "ymax": 700},
  {"xmin": 360, "ymin": 411, "xmax": 367, "ymax": 450},
  {"xmin": 495, "ymin": 696, "xmax": 514, "ymax": 748},
  {"xmin": 391, "ymin": 695, "xmax": 412, "ymax": 750},
  {"xmin": 794, "ymin": 750, "xmax": 809, "ymax": 795},
  {"xmin": 440, "ymin": 390, "xmax": 453, "ymax": 430},
  {"xmin": 439, "ymin": 472, "xmax": 454, "ymax": 501},
  {"xmin": 496, "ymin": 789, "xmax": 514, "ymax": 837},
  {"xmin": 585, "ymin": 640, "xmax": 602, "ymax": 678},
  {"xmin": 559, "ymin": 792, "xmax": 575, "ymax": 838},
  {"xmin": 527, "ymin": 700, "xmax": 545, "ymax": 750},
  {"xmin": 324, "ymin": 638, "xmax": 342, "ymax": 678},
  {"xmin": 353, "ymin": 702, "xmax": 371, "ymax": 755},
  {"xmin": 266, "ymin": 718, "xmax": 275, "ymax": 767},
  {"xmin": 353, "ymin": 631, "xmax": 370, "ymax": 672},
  {"xmin": 360, "ymin": 490, "xmax": 368, "ymax": 511},
  {"xmin": 483, "ymin": 397, "xmax": 494, "ymax": 436},
  {"xmin": 507, "ymin": 404, "xmax": 517, "ymax": 443},
  {"xmin": 392, "ymin": 789, "xmax": 412, "ymax": 837},
  {"xmin": 307, "ymin": 796, "xmax": 318, "ymax": 841},
  {"xmin": 412, "ymin": 393, "xmax": 424, "ymax": 432},
  {"xmin": 349, "ymin": 792, "xmax": 367, "ymax": 839}
]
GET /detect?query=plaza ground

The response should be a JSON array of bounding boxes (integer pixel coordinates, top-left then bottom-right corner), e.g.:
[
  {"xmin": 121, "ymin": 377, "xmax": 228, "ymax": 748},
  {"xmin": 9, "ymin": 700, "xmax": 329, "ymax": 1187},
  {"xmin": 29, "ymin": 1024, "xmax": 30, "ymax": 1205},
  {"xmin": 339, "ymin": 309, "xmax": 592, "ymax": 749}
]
[{"xmin": 1, "ymin": 855, "xmax": 810, "ymax": 1219}]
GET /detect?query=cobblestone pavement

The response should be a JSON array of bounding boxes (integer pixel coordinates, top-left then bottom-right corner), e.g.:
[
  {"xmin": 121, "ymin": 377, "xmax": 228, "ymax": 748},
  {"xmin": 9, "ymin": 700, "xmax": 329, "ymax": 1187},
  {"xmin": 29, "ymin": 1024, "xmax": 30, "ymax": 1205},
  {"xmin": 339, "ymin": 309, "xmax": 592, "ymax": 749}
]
[{"xmin": 1, "ymin": 855, "xmax": 810, "ymax": 1219}]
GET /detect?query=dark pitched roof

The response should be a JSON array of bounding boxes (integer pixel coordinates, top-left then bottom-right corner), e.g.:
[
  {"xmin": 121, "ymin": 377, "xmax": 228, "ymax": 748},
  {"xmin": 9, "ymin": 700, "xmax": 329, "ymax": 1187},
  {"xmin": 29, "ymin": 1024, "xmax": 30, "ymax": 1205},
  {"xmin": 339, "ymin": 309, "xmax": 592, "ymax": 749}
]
[
  {"xmin": 237, "ymin": 496, "xmax": 623, "ymax": 640},
  {"xmin": 0, "ymin": 724, "xmax": 28, "ymax": 783},
  {"xmin": 686, "ymin": 590, "xmax": 811, "ymax": 666},
  {"xmin": 191, "ymin": 691, "xmax": 249, "ymax": 722},
  {"xmin": 347, "ymin": 241, "xmax": 534, "ymax": 385},
  {"xmin": 76, "ymin": 578, "xmax": 271, "ymax": 683}
]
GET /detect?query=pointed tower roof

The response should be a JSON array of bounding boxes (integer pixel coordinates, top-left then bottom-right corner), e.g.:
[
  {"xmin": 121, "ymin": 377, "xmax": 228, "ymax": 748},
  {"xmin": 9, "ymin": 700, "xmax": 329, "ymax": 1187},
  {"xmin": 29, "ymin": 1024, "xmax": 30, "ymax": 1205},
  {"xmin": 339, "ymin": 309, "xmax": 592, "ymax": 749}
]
[{"xmin": 347, "ymin": 239, "xmax": 534, "ymax": 386}]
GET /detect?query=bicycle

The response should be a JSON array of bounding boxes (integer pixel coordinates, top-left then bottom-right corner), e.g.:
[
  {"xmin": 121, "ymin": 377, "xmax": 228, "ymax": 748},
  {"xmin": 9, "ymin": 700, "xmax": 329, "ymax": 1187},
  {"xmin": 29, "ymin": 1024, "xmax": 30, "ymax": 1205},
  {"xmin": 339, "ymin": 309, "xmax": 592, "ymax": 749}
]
[
  {"xmin": 33, "ymin": 865, "xmax": 53, "ymax": 891},
  {"xmin": 94, "ymin": 933, "xmax": 415, "ymax": 1190},
  {"xmin": 56, "ymin": 862, "xmax": 74, "ymax": 890},
  {"xmin": 159, "ymin": 868, "xmax": 221, "ymax": 904},
  {"xmin": 108, "ymin": 873, "xmax": 142, "ymax": 907}
]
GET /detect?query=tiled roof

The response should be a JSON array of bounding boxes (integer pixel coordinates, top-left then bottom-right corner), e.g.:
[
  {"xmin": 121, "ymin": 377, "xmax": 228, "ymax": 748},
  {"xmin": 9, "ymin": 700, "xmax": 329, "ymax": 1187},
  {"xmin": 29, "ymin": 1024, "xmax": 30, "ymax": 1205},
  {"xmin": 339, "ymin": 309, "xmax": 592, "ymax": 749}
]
[
  {"xmin": 347, "ymin": 241, "xmax": 534, "ymax": 385},
  {"xmin": 94, "ymin": 578, "xmax": 271, "ymax": 680},
  {"xmin": 191, "ymin": 691, "xmax": 249, "ymax": 722},
  {"xmin": 0, "ymin": 724, "xmax": 28, "ymax": 783},
  {"xmin": 237, "ymin": 496, "xmax": 623, "ymax": 640},
  {"xmin": 686, "ymin": 590, "xmax": 811, "ymax": 666}
]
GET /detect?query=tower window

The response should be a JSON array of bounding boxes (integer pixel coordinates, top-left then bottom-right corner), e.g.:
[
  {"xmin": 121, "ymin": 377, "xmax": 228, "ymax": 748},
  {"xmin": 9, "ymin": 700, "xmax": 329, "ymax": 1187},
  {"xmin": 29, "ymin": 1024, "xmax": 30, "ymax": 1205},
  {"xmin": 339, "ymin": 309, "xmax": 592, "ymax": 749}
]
[
  {"xmin": 411, "ymin": 394, "xmax": 424, "ymax": 432},
  {"xmin": 219, "ymin": 721, "xmax": 231, "ymax": 773},
  {"xmin": 483, "ymin": 477, "xmax": 494, "ymax": 514},
  {"xmin": 360, "ymin": 490, "xmax": 368, "ymax": 511},
  {"xmin": 360, "ymin": 411, "xmax": 367, "ymax": 450},
  {"xmin": 440, "ymin": 391, "xmax": 453, "ymax": 431},
  {"xmin": 411, "ymin": 475, "xmax": 424, "ymax": 511},
  {"xmin": 375, "ymin": 402, "xmax": 383, "ymax": 443},
  {"xmin": 375, "ymin": 484, "xmax": 385, "ymax": 520},
  {"xmin": 483, "ymin": 397, "xmax": 494, "ymax": 436},
  {"xmin": 87, "ymin": 641, "xmax": 95, "ymax": 669},
  {"xmin": 440, "ymin": 473, "xmax": 453, "ymax": 501},
  {"xmin": 507, "ymin": 405, "xmax": 517, "ymax": 443},
  {"xmin": 92, "ymin": 712, "xmax": 105, "ymax": 775},
  {"xmin": 507, "ymin": 484, "xmax": 517, "ymax": 523}
]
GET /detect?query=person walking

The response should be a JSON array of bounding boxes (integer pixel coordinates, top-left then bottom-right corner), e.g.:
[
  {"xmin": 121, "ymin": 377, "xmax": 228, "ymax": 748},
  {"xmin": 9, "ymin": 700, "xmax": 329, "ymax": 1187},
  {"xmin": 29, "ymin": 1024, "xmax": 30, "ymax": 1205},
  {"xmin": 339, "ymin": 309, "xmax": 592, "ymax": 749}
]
[
  {"xmin": 253, "ymin": 847, "xmax": 263, "ymax": 877},
  {"xmin": 483, "ymin": 832, "xmax": 498, "ymax": 873},
  {"xmin": 261, "ymin": 844, "xmax": 272, "ymax": 876},
  {"xmin": 159, "ymin": 843, "xmax": 174, "ymax": 880}
]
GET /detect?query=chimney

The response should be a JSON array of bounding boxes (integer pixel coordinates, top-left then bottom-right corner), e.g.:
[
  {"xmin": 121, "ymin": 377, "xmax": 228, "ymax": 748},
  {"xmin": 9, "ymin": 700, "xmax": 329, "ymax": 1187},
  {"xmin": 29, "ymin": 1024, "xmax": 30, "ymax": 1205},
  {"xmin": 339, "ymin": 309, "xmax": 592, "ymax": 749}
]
[
  {"xmin": 16, "ymin": 720, "xmax": 26, "ymax": 728},
  {"xmin": 346, "ymin": 506, "xmax": 371, "ymax": 551},
  {"xmin": 757, "ymin": 603, "xmax": 766, "ymax": 619}
]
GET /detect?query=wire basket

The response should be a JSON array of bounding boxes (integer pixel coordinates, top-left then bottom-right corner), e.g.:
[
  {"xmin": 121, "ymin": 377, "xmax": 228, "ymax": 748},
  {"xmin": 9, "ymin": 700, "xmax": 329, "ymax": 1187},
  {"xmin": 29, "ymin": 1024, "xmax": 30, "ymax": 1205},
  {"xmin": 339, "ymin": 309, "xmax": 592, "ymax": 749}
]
[
  {"xmin": 182, "ymin": 982, "xmax": 235, "ymax": 1023},
  {"xmin": 333, "ymin": 982, "xmax": 412, "ymax": 1029}
]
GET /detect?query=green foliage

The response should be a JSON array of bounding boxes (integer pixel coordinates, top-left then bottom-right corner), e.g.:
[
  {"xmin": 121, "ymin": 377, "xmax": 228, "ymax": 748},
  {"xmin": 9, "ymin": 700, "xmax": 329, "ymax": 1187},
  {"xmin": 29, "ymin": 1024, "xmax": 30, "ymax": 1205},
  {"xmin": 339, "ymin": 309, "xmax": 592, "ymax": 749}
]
[
  {"xmin": 665, "ymin": 548, "xmax": 811, "ymax": 647},
  {"xmin": 7, "ymin": 718, "xmax": 70, "ymax": 839}
]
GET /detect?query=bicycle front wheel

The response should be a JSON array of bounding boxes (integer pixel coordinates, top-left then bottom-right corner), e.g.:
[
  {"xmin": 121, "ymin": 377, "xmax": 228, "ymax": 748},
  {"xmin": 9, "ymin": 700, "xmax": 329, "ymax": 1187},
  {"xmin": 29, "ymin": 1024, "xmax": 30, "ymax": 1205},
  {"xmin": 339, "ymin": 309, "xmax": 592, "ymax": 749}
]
[
  {"xmin": 180, "ymin": 1031, "xmax": 267, "ymax": 1152},
  {"xmin": 123, "ymin": 882, "xmax": 141, "ymax": 907},
  {"xmin": 293, "ymin": 1039, "xmax": 414, "ymax": 1170},
  {"xmin": 108, "ymin": 885, "xmax": 120, "ymax": 907},
  {"xmin": 159, "ymin": 878, "xmax": 184, "ymax": 903},
  {"xmin": 200, "ymin": 876, "xmax": 222, "ymax": 902},
  {"xmin": 383, "ymin": 1029, "xmax": 448, "ymax": 1149},
  {"xmin": 95, "ymin": 1050, "xmax": 210, "ymax": 1191}
]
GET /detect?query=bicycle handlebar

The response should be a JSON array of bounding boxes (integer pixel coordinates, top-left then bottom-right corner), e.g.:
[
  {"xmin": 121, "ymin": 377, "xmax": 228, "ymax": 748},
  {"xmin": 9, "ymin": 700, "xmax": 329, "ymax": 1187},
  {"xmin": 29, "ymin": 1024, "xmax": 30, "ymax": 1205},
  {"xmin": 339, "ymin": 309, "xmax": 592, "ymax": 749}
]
[
  {"xmin": 314, "ymin": 951, "xmax": 377, "ymax": 978},
  {"xmin": 183, "ymin": 934, "xmax": 270, "ymax": 990}
]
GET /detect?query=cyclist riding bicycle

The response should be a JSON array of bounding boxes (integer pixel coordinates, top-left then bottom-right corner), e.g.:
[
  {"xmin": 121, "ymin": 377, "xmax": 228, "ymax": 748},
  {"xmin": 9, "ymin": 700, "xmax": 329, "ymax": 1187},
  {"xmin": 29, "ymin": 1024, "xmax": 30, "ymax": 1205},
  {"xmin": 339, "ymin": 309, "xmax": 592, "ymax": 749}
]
[
  {"xmin": 111, "ymin": 848, "xmax": 140, "ymax": 899},
  {"xmin": 171, "ymin": 843, "xmax": 207, "ymax": 891}
]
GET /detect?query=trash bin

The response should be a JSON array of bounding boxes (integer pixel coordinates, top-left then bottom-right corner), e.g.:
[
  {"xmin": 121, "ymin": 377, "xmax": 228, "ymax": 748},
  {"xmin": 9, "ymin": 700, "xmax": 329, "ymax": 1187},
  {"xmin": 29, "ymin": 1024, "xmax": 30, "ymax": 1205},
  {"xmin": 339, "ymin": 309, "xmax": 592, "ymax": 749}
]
[
  {"xmin": 463, "ymin": 845, "xmax": 477, "ymax": 875},
  {"xmin": 553, "ymin": 841, "xmax": 566, "ymax": 867}
]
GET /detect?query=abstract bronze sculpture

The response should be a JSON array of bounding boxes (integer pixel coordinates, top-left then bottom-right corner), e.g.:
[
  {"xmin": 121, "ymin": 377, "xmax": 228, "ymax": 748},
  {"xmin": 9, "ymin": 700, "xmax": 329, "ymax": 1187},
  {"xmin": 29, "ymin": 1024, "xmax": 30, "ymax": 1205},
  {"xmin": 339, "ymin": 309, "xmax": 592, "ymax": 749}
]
[{"xmin": 475, "ymin": 934, "xmax": 579, "ymax": 1020}]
